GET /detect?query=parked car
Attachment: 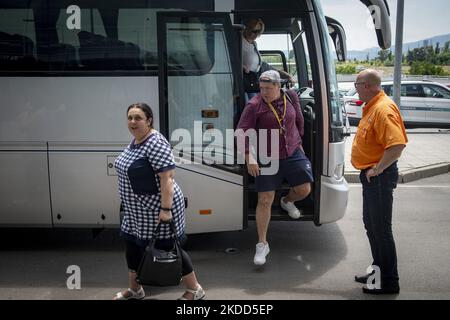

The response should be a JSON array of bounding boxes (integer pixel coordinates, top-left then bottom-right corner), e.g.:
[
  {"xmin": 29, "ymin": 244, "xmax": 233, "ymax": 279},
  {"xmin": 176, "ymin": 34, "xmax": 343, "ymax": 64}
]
[
  {"xmin": 342, "ymin": 87, "xmax": 362, "ymax": 126},
  {"xmin": 343, "ymin": 81, "xmax": 450, "ymax": 128}
]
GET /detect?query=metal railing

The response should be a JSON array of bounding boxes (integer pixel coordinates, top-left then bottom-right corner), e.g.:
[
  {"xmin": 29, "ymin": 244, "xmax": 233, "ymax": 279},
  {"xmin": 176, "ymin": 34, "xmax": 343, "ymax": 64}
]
[{"xmin": 337, "ymin": 74, "xmax": 450, "ymax": 84}]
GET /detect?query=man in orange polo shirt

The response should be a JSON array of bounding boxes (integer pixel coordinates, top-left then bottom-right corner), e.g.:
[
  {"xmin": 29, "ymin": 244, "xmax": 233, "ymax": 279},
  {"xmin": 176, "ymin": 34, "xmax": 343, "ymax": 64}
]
[{"xmin": 351, "ymin": 69, "xmax": 408, "ymax": 294}]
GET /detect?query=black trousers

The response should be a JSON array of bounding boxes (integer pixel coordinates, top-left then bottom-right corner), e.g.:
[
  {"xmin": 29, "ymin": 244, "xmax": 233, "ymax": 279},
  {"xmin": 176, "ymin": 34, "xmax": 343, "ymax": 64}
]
[
  {"xmin": 125, "ymin": 238, "xmax": 193, "ymax": 276},
  {"xmin": 360, "ymin": 161, "xmax": 399, "ymax": 286}
]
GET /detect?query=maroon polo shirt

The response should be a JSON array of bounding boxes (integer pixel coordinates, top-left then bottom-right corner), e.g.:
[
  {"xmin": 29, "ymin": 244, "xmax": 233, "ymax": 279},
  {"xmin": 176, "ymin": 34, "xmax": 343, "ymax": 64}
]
[{"xmin": 236, "ymin": 90, "xmax": 304, "ymax": 160}]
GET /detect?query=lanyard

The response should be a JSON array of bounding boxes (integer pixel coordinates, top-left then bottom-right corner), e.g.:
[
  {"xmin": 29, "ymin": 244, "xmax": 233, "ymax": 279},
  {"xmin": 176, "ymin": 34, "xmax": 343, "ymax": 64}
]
[{"xmin": 267, "ymin": 95, "xmax": 287, "ymax": 135}]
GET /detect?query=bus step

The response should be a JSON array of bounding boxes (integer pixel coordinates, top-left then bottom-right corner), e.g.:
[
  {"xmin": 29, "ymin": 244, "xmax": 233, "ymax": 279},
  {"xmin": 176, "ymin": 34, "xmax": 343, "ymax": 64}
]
[
  {"xmin": 246, "ymin": 183, "xmax": 293, "ymax": 191},
  {"xmin": 247, "ymin": 208, "xmax": 313, "ymax": 221}
]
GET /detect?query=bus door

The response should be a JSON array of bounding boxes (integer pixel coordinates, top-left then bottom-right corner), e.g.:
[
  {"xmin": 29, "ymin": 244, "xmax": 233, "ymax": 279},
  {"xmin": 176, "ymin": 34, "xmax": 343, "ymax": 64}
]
[{"xmin": 157, "ymin": 12, "xmax": 244, "ymax": 234}]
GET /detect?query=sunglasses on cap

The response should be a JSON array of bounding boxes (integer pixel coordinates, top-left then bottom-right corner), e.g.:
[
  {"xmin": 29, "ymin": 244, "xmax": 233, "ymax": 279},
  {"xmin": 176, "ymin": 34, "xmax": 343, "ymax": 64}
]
[{"xmin": 259, "ymin": 77, "xmax": 281, "ymax": 83}]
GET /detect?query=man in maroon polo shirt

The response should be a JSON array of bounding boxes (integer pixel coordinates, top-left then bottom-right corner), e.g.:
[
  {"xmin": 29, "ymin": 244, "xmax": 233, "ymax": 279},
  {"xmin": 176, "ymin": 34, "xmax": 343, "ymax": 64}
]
[{"xmin": 237, "ymin": 70, "xmax": 314, "ymax": 266}]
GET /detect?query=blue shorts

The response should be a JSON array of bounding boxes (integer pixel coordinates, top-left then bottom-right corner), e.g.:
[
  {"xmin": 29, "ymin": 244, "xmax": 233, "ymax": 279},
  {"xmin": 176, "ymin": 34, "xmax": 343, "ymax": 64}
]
[{"xmin": 255, "ymin": 148, "xmax": 314, "ymax": 193}]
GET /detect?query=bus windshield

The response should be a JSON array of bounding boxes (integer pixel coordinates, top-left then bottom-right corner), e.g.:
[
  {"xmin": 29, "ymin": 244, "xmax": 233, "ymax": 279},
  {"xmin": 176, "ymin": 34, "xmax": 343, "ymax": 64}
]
[{"xmin": 314, "ymin": 0, "xmax": 344, "ymax": 132}]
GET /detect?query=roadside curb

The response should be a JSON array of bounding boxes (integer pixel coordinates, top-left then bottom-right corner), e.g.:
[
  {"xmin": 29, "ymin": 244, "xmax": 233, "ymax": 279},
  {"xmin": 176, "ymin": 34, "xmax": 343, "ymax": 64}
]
[{"xmin": 344, "ymin": 163, "xmax": 450, "ymax": 183}]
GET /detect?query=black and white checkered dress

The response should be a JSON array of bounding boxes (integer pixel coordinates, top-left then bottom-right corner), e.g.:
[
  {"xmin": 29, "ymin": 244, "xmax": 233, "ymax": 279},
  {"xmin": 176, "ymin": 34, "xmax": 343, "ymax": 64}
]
[{"xmin": 115, "ymin": 131, "xmax": 185, "ymax": 243}]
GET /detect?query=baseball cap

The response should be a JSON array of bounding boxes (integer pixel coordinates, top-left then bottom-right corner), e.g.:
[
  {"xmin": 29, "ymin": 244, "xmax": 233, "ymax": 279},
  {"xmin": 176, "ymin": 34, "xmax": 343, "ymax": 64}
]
[{"xmin": 259, "ymin": 70, "xmax": 281, "ymax": 83}]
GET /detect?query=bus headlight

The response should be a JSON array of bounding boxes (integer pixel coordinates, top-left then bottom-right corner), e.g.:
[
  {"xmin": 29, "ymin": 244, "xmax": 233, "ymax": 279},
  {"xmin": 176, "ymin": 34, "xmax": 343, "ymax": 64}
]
[{"xmin": 333, "ymin": 163, "xmax": 344, "ymax": 180}]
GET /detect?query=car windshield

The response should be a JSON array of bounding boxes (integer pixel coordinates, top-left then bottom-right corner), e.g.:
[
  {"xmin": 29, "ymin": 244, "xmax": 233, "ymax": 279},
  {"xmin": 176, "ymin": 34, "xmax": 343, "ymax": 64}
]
[{"xmin": 345, "ymin": 87, "xmax": 356, "ymax": 96}]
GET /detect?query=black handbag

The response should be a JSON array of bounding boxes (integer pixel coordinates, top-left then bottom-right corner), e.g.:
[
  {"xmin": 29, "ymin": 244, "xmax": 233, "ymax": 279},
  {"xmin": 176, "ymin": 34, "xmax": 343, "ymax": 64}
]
[
  {"xmin": 243, "ymin": 62, "xmax": 277, "ymax": 93},
  {"xmin": 243, "ymin": 40, "xmax": 262, "ymax": 93},
  {"xmin": 243, "ymin": 71, "xmax": 260, "ymax": 93},
  {"xmin": 136, "ymin": 221, "xmax": 182, "ymax": 286}
]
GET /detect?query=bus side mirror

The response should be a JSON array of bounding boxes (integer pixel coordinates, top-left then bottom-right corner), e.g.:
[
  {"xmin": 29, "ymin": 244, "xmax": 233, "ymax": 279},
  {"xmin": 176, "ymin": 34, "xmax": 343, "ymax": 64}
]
[
  {"xmin": 325, "ymin": 17, "xmax": 347, "ymax": 62},
  {"xmin": 359, "ymin": 0, "xmax": 392, "ymax": 49}
]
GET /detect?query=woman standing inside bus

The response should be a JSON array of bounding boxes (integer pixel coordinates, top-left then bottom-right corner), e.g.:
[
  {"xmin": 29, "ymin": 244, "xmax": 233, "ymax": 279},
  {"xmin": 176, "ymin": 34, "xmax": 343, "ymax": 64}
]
[
  {"xmin": 242, "ymin": 18, "xmax": 295, "ymax": 101},
  {"xmin": 242, "ymin": 18, "xmax": 264, "ymax": 100},
  {"xmin": 113, "ymin": 103, "xmax": 205, "ymax": 300}
]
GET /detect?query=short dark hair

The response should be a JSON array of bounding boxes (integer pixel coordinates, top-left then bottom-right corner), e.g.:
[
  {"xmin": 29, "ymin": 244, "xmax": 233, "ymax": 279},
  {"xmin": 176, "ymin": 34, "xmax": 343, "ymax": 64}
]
[{"xmin": 127, "ymin": 103, "xmax": 153, "ymax": 127}]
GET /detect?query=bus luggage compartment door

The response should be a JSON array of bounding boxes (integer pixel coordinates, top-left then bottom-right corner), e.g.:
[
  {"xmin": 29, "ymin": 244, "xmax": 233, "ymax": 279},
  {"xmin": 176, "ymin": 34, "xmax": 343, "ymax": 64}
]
[
  {"xmin": 48, "ymin": 142, "xmax": 121, "ymax": 227},
  {"xmin": 0, "ymin": 142, "xmax": 52, "ymax": 226},
  {"xmin": 175, "ymin": 163, "xmax": 243, "ymax": 234}
]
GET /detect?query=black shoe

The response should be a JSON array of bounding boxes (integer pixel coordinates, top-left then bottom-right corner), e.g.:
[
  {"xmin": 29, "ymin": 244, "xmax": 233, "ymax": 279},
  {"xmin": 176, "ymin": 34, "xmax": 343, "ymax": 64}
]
[
  {"xmin": 354, "ymin": 270, "xmax": 375, "ymax": 284},
  {"xmin": 362, "ymin": 284, "xmax": 400, "ymax": 295}
]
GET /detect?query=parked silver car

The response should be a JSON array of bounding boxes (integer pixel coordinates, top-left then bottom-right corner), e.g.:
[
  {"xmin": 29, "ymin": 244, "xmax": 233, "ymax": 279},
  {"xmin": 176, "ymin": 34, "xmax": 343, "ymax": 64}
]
[{"xmin": 344, "ymin": 81, "xmax": 450, "ymax": 128}]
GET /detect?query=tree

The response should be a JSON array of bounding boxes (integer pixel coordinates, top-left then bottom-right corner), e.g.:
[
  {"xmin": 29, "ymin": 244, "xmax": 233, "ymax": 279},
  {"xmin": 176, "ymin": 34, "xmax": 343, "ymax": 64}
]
[
  {"xmin": 406, "ymin": 48, "xmax": 414, "ymax": 65},
  {"xmin": 416, "ymin": 47, "xmax": 427, "ymax": 62},
  {"xmin": 369, "ymin": 42, "xmax": 449, "ymax": 68},
  {"xmin": 410, "ymin": 61, "xmax": 448, "ymax": 76},
  {"xmin": 335, "ymin": 63, "xmax": 356, "ymax": 74},
  {"xmin": 377, "ymin": 49, "xmax": 390, "ymax": 63},
  {"xmin": 435, "ymin": 42, "xmax": 440, "ymax": 55},
  {"xmin": 426, "ymin": 46, "xmax": 436, "ymax": 64},
  {"xmin": 438, "ymin": 49, "xmax": 450, "ymax": 65}
]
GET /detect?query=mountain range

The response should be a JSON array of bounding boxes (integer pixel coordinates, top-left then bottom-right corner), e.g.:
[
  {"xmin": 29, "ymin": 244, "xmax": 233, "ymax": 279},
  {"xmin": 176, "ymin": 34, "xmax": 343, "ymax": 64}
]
[{"xmin": 347, "ymin": 33, "xmax": 450, "ymax": 61}]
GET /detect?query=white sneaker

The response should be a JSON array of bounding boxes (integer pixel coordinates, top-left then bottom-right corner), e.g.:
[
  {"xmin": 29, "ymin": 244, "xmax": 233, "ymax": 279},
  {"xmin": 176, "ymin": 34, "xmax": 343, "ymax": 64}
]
[
  {"xmin": 280, "ymin": 196, "xmax": 302, "ymax": 219},
  {"xmin": 253, "ymin": 242, "xmax": 270, "ymax": 265}
]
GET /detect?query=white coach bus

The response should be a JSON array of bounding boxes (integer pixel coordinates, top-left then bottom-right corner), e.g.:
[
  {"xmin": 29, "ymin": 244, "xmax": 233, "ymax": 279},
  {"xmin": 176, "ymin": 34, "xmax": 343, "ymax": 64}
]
[{"xmin": 0, "ymin": 0, "xmax": 391, "ymax": 233}]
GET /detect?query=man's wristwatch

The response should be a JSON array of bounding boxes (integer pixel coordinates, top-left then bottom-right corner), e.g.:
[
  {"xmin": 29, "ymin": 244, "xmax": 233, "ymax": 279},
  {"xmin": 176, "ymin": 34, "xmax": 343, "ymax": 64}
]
[{"xmin": 160, "ymin": 207, "xmax": 172, "ymax": 212}]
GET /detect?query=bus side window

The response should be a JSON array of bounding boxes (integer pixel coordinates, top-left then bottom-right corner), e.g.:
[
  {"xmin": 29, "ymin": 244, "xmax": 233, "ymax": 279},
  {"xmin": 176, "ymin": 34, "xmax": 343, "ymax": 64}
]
[
  {"xmin": 0, "ymin": 32, "xmax": 36, "ymax": 70},
  {"xmin": 77, "ymin": 31, "xmax": 142, "ymax": 70},
  {"xmin": 260, "ymin": 51, "xmax": 288, "ymax": 74},
  {"xmin": 0, "ymin": 9, "xmax": 37, "ymax": 71}
]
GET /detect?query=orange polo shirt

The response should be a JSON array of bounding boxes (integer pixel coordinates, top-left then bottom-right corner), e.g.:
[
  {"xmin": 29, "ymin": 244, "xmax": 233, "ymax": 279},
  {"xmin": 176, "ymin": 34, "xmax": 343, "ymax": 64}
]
[{"xmin": 351, "ymin": 91, "xmax": 408, "ymax": 170}]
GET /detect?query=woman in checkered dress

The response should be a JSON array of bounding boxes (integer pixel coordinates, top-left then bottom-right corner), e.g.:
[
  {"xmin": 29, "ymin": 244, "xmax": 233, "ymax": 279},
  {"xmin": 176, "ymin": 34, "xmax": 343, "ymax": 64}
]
[{"xmin": 113, "ymin": 103, "xmax": 205, "ymax": 300}]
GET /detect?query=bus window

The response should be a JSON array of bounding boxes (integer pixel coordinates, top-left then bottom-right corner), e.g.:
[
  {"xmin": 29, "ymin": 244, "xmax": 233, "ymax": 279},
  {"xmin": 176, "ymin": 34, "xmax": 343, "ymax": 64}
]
[
  {"xmin": 166, "ymin": 21, "xmax": 214, "ymax": 74},
  {"xmin": 0, "ymin": 1, "xmax": 215, "ymax": 73},
  {"xmin": 258, "ymin": 34, "xmax": 290, "ymax": 69},
  {"xmin": 56, "ymin": 9, "xmax": 107, "ymax": 46},
  {"xmin": 256, "ymin": 31, "xmax": 312, "ymax": 89},
  {"xmin": 299, "ymin": 31, "xmax": 313, "ymax": 87},
  {"xmin": 0, "ymin": 8, "xmax": 37, "ymax": 71},
  {"xmin": 260, "ymin": 50, "xmax": 288, "ymax": 74},
  {"xmin": 160, "ymin": 15, "xmax": 236, "ymax": 163},
  {"xmin": 53, "ymin": 8, "xmax": 107, "ymax": 70}
]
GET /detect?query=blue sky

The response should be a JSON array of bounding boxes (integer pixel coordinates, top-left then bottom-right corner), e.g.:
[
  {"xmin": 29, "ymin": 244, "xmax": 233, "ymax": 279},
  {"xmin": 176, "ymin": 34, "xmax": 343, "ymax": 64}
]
[{"xmin": 320, "ymin": 0, "xmax": 450, "ymax": 50}]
